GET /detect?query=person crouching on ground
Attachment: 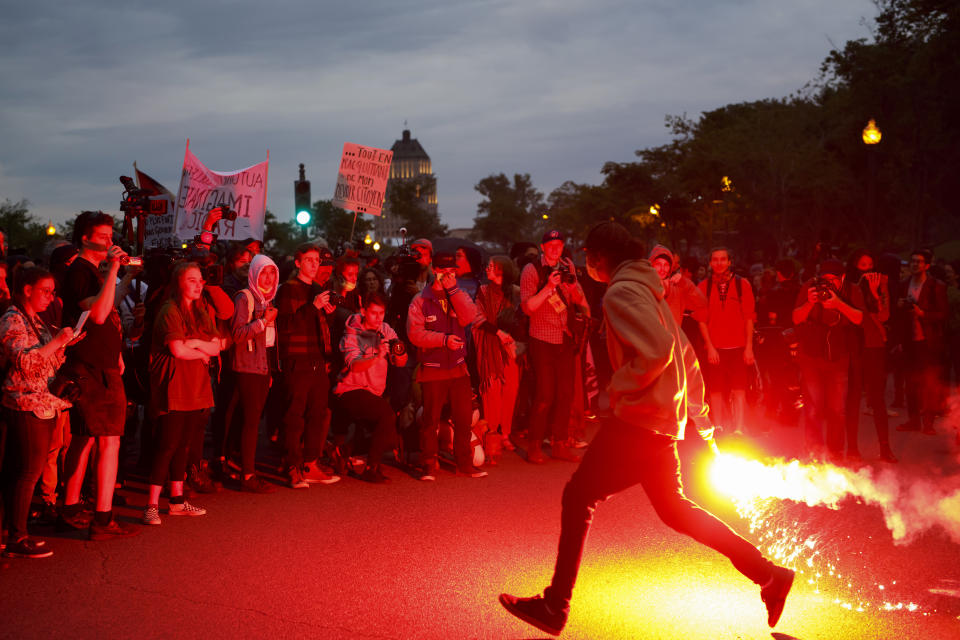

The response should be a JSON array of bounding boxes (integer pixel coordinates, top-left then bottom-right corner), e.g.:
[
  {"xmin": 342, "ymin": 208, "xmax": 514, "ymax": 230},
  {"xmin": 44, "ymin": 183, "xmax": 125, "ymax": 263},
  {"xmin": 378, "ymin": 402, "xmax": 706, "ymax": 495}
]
[
  {"xmin": 332, "ymin": 292, "xmax": 408, "ymax": 483},
  {"xmin": 499, "ymin": 221, "xmax": 794, "ymax": 636}
]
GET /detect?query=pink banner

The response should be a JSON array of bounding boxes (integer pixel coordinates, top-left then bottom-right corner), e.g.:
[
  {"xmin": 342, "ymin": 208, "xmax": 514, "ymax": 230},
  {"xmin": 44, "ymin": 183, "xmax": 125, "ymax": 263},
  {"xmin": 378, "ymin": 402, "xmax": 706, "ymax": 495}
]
[
  {"xmin": 332, "ymin": 142, "xmax": 393, "ymax": 216},
  {"xmin": 173, "ymin": 143, "xmax": 269, "ymax": 242}
]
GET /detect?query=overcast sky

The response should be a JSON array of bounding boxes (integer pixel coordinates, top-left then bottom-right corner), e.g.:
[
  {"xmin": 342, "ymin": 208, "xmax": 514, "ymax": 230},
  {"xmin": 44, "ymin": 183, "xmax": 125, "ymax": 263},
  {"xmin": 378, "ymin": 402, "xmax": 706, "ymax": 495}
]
[{"xmin": 0, "ymin": 0, "xmax": 876, "ymax": 234}]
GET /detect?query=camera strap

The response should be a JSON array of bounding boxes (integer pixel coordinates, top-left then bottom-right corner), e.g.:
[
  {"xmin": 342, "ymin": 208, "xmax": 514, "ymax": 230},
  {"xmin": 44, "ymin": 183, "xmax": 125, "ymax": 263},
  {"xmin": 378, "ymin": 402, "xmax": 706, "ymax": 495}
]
[{"xmin": 15, "ymin": 303, "xmax": 53, "ymax": 348}]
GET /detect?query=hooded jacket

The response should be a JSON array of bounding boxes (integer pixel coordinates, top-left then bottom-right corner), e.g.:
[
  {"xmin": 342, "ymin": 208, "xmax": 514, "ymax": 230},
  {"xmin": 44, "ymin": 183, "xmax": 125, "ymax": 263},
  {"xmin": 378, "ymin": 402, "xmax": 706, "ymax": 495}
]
[
  {"xmin": 604, "ymin": 259, "xmax": 711, "ymax": 440},
  {"xmin": 334, "ymin": 313, "xmax": 399, "ymax": 397},
  {"xmin": 649, "ymin": 244, "xmax": 708, "ymax": 326},
  {"xmin": 231, "ymin": 254, "xmax": 279, "ymax": 375}
]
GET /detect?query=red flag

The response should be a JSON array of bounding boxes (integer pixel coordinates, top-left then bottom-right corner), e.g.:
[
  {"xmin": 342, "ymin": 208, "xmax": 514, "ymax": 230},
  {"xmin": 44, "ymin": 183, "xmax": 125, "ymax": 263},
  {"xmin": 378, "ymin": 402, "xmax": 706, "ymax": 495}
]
[{"xmin": 134, "ymin": 168, "xmax": 174, "ymax": 199}]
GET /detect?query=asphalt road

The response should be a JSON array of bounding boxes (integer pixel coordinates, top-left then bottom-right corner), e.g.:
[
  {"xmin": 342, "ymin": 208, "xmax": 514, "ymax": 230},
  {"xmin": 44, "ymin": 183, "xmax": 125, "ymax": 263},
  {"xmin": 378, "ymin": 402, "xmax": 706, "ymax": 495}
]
[{"xmin": 2, "ymin": 407, "xmax": 960, "ymax": 639}]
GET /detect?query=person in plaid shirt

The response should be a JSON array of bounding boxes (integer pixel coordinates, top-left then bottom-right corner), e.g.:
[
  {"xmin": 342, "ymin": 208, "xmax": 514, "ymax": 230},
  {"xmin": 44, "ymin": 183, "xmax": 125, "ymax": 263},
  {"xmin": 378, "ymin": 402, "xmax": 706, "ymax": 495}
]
[{"xmin": 519, "ymin": 230, "xmax": 588, "ymax": 464}]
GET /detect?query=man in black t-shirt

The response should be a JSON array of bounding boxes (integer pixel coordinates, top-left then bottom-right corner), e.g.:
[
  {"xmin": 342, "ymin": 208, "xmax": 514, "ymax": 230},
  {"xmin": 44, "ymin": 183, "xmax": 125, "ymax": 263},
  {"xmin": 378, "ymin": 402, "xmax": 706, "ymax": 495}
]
[{"xmin": 57, "ymin": 211, "xmax": 139, "ymax": 540}]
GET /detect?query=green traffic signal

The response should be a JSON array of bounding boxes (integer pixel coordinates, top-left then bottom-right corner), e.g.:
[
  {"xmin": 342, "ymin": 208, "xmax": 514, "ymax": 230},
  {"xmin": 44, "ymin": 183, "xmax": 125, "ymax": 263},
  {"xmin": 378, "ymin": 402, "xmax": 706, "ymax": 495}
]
[{"xmin": 296, "ymin": 209, "xmax": 312, "ymax": 225}]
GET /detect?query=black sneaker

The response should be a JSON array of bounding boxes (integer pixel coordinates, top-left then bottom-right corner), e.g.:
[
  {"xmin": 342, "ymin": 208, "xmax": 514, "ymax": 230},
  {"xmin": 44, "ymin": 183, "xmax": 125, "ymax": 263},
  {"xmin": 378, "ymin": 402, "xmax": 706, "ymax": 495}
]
[
  {"xmin": 55, "ymin": 509, "xmax": 92, "ymax": 533},
  {"xmin": 499, "ymin": 593, "xmax": 567, "ymax": 636},
  {"xmin": 359, "ymin": 467, "xmax": 391, "ymax": 484},
  {"xmin": 761, "ymin": 565, "xmax": 794, "ymax": 627},
  {"xmin": 88, "ymin": 518, "xmax": 140, "ymax": 541},
  {"xmin": 418, "ymin": 463, "xmax": 437, "ymax": 482},
  {"xmin": 188, "ymin": 462, "xmax": 218, "ymax": 494},
  {"xmin": 241, "ymin": 475, "xmax": 278, "ymax": 494},
  {"xmin": 3, "ymin": 537, "xmax": 53, "ymax": 559}
]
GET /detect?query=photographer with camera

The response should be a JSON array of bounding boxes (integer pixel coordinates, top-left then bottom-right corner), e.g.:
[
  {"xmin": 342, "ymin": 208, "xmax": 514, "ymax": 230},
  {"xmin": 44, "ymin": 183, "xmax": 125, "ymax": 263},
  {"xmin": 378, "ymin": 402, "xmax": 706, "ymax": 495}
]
[
  {"xmin": 57, "ymin": 211, "xmax": 139, "ymax": 540},
  {"xmin": 275, "ymin": 243, "xmax": 340, "ymax": 489},
  {"xmin": 518, "ymin": 230, "xmax": 587, "ymax": 464},
  {"xmin": 407, "ymin": 251, "xmax": 484, "ymax": 480},
  {"xmin": 331, "ymin": 292, "xmax": 407, "ymax": 483},
  {"xmin": 792, "ymin": 258, "xmax": 864, "ymax": 462},
  {"xmin": 1, "ymin": 267, "xmax": 79, "ymax": 558}
]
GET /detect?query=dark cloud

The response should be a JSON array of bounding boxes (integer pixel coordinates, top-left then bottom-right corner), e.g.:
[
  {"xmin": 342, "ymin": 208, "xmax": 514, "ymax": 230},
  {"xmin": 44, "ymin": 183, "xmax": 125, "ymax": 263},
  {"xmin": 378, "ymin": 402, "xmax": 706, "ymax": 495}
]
[{"xmin": 0, "ymin": 0, "xmax": 875, "ymax": 231}]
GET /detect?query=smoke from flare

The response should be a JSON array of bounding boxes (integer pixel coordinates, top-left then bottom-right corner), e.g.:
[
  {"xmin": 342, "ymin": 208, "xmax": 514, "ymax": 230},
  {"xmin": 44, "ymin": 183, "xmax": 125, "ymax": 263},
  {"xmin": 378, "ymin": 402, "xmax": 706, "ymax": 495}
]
[{"xmin": 710, "ymin": 453, "xmax": 960, "ymax": 545}]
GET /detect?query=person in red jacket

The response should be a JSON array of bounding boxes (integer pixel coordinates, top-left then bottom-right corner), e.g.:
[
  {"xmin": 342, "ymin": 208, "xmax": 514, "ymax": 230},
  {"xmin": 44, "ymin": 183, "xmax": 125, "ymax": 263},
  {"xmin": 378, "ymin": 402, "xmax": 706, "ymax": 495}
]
[{"xmin": 499, "ymin": 222, "xmax": 793, "ymax": 636}]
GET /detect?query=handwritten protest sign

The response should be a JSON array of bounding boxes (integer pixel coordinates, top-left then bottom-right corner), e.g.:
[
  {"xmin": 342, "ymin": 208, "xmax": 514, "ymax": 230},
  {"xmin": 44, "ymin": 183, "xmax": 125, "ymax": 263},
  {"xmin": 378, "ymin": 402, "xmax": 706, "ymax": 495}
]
[
  {"xmin": 332, "ymin": 143, "xmax": 393, "ymax": 216},
  {"xmin": 135, "ymin": 167, "xmax": 178, "ymax": 249},
  {"xmin": 173, "ymin": 142, "xmax": 269, "ymax": 242}
]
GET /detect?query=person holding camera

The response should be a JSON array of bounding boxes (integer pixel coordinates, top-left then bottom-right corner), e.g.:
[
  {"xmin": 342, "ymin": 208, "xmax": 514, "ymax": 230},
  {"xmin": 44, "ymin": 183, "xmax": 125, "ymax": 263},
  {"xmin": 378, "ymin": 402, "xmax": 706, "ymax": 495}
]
[
  {"xmin": 1, "ymin": 267, "xmax": 78, "ymax": 558},
  {"xmin": 227, "ymin": 253, "xmax": 281, "ymax": 493},
  {"xmin": 57, "ymin": 211, "xmax": 139, "ymax": 540},
  {"xmin": 407, "ymin": 251, "xmax": 484, "ymax": 480},
  {"xmin": 141, "ymin": 262, "xmax": 220, "ymax": 524},
  {"xmin": 331, "ymin": 292, "xmax": 408, "ymax": 483},
  {"xmin": 275, "ymin": 243, "xmax": 340, "ymax": 489},
  {"xmin": 518, "ymin": 230, "xmax": 586, "ymax": 464},
  {"xmin": 894, "ymin": 249, "xmax": 948, "ymax": 435},
  {"xmin": 792, "ymin": 258, "xmax": 864, "ymax": 461}
]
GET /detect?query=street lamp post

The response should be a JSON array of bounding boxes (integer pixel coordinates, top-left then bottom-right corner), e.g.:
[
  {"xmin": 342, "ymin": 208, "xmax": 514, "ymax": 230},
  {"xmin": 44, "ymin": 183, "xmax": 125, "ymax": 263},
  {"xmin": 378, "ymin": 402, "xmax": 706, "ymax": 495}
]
[{"xmin": 862, "ymin": 119, "xmax": 881, "ymax": 243}]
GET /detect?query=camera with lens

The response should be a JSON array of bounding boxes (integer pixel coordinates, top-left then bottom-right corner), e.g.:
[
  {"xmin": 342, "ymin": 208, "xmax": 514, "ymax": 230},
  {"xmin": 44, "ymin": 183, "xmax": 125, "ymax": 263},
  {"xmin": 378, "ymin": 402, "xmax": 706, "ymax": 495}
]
[
  {"xmin": 217, "ymin": 205, "xmax": 238, "ymax": 221},
  {"xmin": 553, "ymin": 261, "xmax": 577, "ymax": 285},
  {"xmin": 813, "ymin": 277, "xmax": 835, "ymax": 302},
  {"xmin": 388, "ymin": 338, "xmax": 406, "ymax": 358}
]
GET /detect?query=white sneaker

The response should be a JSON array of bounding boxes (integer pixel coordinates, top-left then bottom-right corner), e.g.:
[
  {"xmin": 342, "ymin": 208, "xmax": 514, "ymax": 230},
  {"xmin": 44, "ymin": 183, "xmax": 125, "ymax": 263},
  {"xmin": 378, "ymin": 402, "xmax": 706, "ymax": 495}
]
[{"xmin": 168, "ymin": 501, "xmax": 206, "ymax": 516}]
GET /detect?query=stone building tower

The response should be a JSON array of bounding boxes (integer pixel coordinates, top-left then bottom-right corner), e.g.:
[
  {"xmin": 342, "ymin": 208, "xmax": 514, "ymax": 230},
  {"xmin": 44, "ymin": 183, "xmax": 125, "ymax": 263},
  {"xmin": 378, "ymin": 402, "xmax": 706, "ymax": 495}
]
[{"xmin": 376, "ymin": 128, "xmax": 437, "ymax": 243}]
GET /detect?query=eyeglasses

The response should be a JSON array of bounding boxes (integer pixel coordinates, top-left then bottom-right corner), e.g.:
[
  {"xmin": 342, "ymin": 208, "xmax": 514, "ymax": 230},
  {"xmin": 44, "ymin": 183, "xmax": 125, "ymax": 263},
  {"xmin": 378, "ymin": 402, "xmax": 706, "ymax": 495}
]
[{"xmin": 36, "ymin": 287, "xmax": 56, "ymax": 296}]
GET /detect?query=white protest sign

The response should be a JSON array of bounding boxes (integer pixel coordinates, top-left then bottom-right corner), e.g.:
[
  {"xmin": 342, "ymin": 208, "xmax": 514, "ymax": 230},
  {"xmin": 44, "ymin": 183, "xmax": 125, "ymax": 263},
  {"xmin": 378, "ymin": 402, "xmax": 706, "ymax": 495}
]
[
  {"xmin": 136, "ymin": 167, "xmax": 178, "ymax": 249},
  {"xmin": 173, "ymin": 143, "xmax": 269, "ymax": 242},
  {"xmin": 332, "ymin": 142, "xmax": 393, "ymax": 216}
]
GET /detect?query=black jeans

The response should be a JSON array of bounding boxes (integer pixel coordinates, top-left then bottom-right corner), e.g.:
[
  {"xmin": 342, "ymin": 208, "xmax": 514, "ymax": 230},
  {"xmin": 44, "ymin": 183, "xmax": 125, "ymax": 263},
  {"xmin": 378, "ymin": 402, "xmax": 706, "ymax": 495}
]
[
  {"xmin": 281, "ymin": 359, "xmax": 330, "ymax": 470},
  {"xmin": 546, "ymin": 418, "xmax": 773, "ymax": 606},
  {"xmin": 528, "ymin": 338, "xmax": 574, "ymax": 448},
  {"xmin": 904, "ymin": 340, "xmax": 938, "ymax": 429},
  {"xmin": 233, "ymin": 372, "xmax": 271, "ymax": 476},
  {"xmin": 420, "ymin": 375, "xmax": 473, "ymax": 469},
  {"xmin": 846, "ymin": 346, "xmax": 890, "ymax": 451},
  {"xmin": 799, "ymin": 354, "xmax": 848, "ymax": 455},
  {"xmin": 334, "ymin": 389, "xmax": 397, "ymax": 468},
  {"xmin": 1, "ymin": 411, "xmax": 55, "ymax": 540},
  {"xmin": 149, "ymin": 410, "xmax": 209, "ymax": 487}
]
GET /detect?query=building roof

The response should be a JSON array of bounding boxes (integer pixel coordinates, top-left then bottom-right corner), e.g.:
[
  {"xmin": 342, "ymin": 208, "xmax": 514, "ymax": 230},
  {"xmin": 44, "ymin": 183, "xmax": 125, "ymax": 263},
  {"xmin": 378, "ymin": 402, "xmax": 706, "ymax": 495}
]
[{"xmin": 391, "ymin": 129, "xmax": 430, "ymax": 160}]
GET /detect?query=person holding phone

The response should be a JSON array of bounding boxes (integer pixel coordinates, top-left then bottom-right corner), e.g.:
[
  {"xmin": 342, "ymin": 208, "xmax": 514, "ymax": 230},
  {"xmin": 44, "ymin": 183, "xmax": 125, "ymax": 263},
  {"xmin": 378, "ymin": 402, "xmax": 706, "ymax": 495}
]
[{"xmin": 1, "ymin": 267, "xmax": 79, "ymax": 557}]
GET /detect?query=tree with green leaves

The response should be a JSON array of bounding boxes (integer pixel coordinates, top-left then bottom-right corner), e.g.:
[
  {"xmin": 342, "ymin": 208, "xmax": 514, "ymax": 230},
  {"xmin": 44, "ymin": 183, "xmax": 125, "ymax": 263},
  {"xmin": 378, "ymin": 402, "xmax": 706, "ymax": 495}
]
[
  {"xmin": 310, "ymin": 199, "xmax": 373, "ymax": 252},
  {"xmin": 472, "ymin": 173, "xmax": 544, "ymax": 251},
  {"xmin": 0, "ymin": 198, "xmax": 59, "ymax": 259}
]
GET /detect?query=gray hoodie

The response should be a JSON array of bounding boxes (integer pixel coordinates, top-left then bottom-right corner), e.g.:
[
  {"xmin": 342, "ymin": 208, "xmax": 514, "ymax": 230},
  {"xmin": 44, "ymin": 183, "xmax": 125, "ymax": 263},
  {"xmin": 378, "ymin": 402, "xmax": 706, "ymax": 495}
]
[{"xmin": 604, "ymin": 258, "xmax": 712, "ymax": 440}]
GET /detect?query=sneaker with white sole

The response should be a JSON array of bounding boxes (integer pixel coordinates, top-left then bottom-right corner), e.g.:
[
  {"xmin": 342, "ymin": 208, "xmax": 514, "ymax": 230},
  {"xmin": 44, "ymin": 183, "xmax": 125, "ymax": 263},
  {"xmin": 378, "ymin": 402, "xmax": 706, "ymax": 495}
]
[
  {"xmin": 142, "ymin": 505, "xmax": 161, "ymax": 525},
  {"xmin": 167, "ymin": 501, "xmax": 206, "ymax": 516}
]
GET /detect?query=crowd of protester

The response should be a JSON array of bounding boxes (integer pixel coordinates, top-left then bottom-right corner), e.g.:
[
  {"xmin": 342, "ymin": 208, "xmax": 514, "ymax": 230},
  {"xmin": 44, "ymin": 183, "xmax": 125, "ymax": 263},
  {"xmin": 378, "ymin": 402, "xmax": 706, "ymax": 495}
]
[{"xmin": 1, "ymin": 212, "xmax": 959, "ymax": 559}]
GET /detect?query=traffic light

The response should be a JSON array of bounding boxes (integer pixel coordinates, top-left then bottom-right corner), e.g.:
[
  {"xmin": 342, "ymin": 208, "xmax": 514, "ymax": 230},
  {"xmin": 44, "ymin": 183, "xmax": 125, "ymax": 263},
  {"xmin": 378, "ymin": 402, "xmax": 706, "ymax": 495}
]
[{"xmin": 294, "ymin": 163, "xmax": 311, "ymax": 226}]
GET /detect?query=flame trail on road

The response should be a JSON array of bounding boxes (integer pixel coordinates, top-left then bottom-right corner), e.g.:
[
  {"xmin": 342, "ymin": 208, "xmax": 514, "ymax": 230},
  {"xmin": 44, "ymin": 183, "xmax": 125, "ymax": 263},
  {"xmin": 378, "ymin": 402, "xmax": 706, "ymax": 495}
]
[{"xmin": 709, "ymin": 453, "xmax": 960, "ymax": 614}]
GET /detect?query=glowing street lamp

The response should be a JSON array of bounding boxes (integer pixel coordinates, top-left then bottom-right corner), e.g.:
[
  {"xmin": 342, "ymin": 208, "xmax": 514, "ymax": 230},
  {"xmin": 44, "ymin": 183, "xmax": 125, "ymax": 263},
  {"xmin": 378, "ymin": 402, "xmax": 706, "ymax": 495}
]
[
  {"xmin": 364, "ymin": 233, "xmax": 373, "ymax": 245},
  {"xmin": 46, "ymin": 222, "xmax": 57, "ymax": 236},
  {"xmin": 372, "ymin": 241, "xmax": 381, "ymax": 252},
  {"xmin": 541, "ymin": 213, "xmax": 549, "ymax": 220},
  {"xmin": 649, "ymin": 204, "xmax": 661, "ymax": 217},
  {"xmin": 862, "ymin": 119, "xmax": 882, "ymax": 145}
]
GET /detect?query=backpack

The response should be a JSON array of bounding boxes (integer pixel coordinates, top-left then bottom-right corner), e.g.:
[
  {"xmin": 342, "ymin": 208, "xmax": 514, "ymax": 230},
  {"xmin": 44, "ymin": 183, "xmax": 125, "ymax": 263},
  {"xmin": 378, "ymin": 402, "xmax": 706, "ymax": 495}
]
[{"xmin": 705, "ymin": 273, "xmax": 747, "ymax": 316}]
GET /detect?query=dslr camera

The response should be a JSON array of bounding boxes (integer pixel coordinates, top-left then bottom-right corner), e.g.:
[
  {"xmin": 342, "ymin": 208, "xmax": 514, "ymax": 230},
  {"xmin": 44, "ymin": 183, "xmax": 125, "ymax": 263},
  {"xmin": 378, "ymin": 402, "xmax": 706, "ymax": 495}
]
[
  {"xmin": 217, "ymin": 205, "xmax": 238, "ymax": 221},
  {"xmin": 813, "ymin": 277, "xmax": 835, "ymax": 302},
  {"xmin": 552, "ymin": 261, "xmax": 577, "ymax": 285},
  {"xmin": 388, "ymin": 338, "xmax": 406, "ymax": 358}
]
